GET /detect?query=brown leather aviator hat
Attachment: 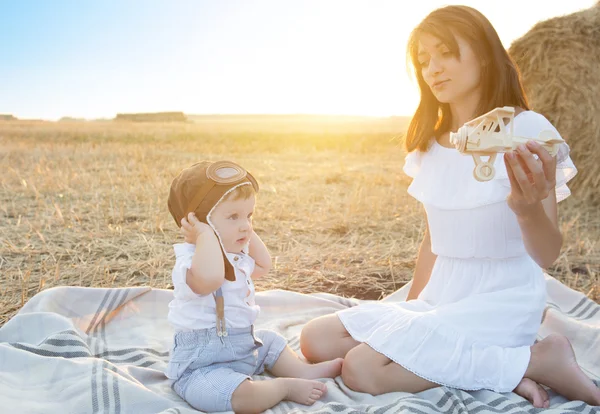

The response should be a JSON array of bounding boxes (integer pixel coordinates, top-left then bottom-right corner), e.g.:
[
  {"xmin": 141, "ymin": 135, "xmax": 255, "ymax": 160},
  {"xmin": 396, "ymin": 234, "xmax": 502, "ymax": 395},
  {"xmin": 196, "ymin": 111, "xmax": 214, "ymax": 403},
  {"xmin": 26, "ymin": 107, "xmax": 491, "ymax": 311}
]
[{"xmin": 168, "ymin": 160, "xmax": 259, "ymax": 282}]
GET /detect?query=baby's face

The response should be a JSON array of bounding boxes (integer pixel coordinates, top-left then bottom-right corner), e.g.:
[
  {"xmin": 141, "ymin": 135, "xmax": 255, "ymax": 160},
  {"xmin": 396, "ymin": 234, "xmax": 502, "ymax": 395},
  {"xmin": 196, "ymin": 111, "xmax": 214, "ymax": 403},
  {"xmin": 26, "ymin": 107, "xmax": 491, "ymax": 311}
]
[{"xmin": 210, "ymin": 195, "xmax": 255, "ymax": 254}]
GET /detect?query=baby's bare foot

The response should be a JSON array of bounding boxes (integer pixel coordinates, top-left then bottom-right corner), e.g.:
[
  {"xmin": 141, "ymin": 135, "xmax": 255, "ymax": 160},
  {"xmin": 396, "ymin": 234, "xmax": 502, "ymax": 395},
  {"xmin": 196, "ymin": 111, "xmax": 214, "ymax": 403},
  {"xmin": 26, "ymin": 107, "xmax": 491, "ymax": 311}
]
[
  {"xmin": 282, "ymin": 378, "xmax": 327, "ymax": 406},
  {"xmin": 514, "ymin": 377, "xmax": 549, "ymax": 408},
  {"xmin": 301, "ymin": 357, "xmax": 344, "ymax": 379}
]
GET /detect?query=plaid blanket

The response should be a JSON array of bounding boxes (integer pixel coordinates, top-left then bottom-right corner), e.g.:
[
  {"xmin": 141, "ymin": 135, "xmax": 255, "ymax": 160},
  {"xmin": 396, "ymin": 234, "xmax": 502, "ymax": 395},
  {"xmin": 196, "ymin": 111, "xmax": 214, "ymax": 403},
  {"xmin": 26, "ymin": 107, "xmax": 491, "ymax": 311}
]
[{"xmin": 0, "ymin": 274, "xmax": 599, "ymax": 413}]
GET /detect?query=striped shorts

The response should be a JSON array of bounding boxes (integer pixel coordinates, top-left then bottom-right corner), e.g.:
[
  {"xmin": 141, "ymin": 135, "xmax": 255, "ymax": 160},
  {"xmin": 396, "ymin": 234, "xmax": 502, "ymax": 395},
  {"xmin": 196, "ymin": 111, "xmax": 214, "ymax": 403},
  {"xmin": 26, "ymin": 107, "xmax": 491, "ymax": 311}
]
[{"xmin": 166, "ymin": 326, "xmax": 287, "ymax": 412}]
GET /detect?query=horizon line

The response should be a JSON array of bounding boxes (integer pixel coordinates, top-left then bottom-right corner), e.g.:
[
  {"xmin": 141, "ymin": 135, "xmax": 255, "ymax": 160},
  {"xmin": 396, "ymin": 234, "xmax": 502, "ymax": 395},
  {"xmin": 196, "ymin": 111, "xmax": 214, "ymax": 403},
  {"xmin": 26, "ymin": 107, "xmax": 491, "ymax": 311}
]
[{"xmin": 1, "ymin": 112, "xmax": 414, "ymax": 122}]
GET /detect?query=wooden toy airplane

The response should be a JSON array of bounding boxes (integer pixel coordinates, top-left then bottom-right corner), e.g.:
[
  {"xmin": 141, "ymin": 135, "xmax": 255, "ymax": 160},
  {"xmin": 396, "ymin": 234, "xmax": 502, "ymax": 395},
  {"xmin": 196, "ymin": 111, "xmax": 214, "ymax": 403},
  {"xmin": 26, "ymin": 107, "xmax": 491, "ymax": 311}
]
[{"xmin": 449, "ymin": 106, "xmax": 564, "ymax": 181}]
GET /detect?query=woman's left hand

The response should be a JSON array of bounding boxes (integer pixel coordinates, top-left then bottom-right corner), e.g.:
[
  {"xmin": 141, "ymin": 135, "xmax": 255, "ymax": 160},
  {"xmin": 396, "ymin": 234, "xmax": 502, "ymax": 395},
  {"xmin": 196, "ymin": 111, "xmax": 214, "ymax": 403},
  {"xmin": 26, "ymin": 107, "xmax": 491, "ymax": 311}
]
[{"xmin": 504, "ymin": 140, "xmax": 557, "ymax": 218}]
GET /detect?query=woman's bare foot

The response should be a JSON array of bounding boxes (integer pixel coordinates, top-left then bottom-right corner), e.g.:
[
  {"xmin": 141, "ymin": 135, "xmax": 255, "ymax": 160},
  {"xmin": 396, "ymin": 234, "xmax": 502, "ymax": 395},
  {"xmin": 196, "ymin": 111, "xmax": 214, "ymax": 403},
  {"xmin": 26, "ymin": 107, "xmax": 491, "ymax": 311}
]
[
  {"xmin": 514, "ymin": 377, "xmax": 550, "ymax": 408},
  {"xmin": 525, "ymin": 334, "xmax": 600, "ymax": 406},
  {"xmin": 300, "ymin": 357, "xmax": 344, "ymax": 379},
  {"xmin": 282, "ymin": 378, "xmax": 328, "ymax": 405}
]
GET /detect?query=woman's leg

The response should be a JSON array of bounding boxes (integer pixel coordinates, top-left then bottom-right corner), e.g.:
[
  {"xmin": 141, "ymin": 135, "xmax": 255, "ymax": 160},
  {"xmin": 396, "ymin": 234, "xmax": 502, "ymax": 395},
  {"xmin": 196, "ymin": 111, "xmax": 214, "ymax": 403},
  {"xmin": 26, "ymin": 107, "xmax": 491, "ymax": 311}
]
[
  {"xmin": 300, "ymin": 314, "xmax": 360, "ymax": 363},
  {"xmin": 341, "ymin": 343, "xmax": 553, "ymax": 407},
  {"xmin": 341, "ymin": 343, "xmax": 438, "ymax": 394},
  {"xmin": 342, "ymin": 343, "xmax": 552, "ymax": 408},
  {"xmin": 341, "ymin": 333, "xmax": 600, "ymax": 408},
  {"xmin": 523, "ymin": 334, "xmax": 600, "ymax": 406}
]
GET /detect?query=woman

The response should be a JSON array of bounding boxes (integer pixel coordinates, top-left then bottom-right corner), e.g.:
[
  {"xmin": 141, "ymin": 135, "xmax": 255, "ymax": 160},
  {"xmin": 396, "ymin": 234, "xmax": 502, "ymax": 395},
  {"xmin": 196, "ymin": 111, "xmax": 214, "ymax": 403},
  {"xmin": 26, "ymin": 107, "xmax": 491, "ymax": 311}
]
[{"xmin": 300, "ymin": 5, "xmax": 600, "ymax": 408}]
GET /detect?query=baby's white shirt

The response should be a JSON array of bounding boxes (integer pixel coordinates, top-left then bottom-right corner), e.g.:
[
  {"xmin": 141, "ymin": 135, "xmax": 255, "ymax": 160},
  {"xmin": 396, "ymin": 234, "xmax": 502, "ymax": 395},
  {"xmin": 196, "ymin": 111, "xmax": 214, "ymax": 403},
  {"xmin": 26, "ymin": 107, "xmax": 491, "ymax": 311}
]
[{"xmin": 167, "ymin": 243, "xmax": 260, "ymax": 332}]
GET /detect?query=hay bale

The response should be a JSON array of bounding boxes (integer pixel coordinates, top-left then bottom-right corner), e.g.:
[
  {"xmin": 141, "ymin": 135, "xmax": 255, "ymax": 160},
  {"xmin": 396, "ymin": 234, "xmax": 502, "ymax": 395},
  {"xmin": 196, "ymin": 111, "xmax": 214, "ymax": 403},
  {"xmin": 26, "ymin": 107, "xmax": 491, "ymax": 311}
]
[
  {"xmin": 509, "ymin": 4, "xmax": 600, "ymax": 203},
  {"xmin": 115, "ymin": 112, "xmax": 187, "ymax": 122},
  {"xmin": 59, "ymin": 116, "xmax": 86, "ymax": 122}
]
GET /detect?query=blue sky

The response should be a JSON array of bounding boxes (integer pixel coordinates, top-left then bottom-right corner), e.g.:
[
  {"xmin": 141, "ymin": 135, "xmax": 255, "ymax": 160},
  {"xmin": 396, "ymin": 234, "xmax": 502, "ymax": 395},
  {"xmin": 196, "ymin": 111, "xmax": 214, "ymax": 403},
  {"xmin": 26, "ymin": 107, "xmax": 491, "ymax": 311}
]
[{"xmin": 0, "ymin": 0, "xmax": 596, "ymax": 120}]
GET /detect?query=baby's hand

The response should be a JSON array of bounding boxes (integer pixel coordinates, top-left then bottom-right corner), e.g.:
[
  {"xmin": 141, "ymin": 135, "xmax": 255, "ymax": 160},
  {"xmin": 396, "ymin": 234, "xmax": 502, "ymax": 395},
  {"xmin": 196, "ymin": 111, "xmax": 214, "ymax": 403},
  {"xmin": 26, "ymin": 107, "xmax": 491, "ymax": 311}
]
[{"xmin": 181, "ymin": 213, "xmax": 212, "ymax": 244}]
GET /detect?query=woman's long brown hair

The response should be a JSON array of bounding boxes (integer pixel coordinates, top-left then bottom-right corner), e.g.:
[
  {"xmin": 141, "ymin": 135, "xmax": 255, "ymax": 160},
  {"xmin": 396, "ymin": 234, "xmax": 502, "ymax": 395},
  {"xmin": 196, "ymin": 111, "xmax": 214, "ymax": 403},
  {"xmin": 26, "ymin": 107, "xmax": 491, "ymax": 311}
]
[{"xmin": 404, "ymin": 5, "xmax": 530, "ymax": 152}]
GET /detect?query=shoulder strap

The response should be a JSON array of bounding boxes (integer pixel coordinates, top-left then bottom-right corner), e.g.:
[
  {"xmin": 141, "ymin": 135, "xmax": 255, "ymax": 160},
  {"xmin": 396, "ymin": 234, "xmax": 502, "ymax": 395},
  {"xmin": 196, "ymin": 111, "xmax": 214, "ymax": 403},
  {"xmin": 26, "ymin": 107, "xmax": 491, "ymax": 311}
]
[{"xmin": 213, "ymin": 287, "xmax": 227, "ymax": 337}]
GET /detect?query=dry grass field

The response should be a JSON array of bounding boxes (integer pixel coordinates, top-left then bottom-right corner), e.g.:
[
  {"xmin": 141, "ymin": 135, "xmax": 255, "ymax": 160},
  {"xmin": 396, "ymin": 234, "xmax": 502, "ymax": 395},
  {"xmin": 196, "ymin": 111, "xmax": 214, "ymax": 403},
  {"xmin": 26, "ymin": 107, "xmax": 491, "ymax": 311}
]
[{"xmin": 1, "ymin": 116, "xmax": 598, "ymax": 327}]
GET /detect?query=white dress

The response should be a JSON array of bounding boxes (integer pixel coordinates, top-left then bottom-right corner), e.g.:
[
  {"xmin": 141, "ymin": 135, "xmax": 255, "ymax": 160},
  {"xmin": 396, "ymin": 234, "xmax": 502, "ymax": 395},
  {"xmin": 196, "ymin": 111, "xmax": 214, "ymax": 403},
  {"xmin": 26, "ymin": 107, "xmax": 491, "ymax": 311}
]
[{"xmin": 337, "ymin": 111, "xmax": 578, "ymax": 392}]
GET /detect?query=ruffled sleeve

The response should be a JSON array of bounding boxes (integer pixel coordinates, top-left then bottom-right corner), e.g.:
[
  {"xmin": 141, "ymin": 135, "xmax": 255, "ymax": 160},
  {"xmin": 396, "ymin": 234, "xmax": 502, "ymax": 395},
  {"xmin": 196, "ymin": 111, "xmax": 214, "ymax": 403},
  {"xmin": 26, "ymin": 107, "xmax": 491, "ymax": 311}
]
[
  {"xmin": 403, "ymin": 111, "xmax": 578, "ymax": 210},
  {"xmin": 405, "ymin": 143, "xmax": 512, "ymax": 210},
  {"xmin": 403, "ymin": 150, "xmax": 422, "ymax": 179},
  {"xmin": 554, "ymin": 141, "xmax": 577, "ymax": 202},
  {"xmin": 500, "ymin": 112, "xmax": 578, "ymax": 202}
]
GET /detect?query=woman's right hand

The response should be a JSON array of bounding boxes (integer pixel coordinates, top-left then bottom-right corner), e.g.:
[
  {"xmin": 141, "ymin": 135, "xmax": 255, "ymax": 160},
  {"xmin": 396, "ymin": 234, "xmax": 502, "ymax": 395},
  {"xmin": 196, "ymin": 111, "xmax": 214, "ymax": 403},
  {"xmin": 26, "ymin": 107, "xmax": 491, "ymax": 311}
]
[{"xmin": 181, "ymin": 212, "xmax": 212, "ymax": 244}]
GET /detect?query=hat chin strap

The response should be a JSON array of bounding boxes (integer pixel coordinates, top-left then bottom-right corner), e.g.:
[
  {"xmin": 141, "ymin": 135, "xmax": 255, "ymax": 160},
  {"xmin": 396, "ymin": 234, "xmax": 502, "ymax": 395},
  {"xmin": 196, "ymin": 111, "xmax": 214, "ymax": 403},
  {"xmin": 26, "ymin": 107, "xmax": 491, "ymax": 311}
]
[{"xmin": 206, "ymin": 182, "xmax": 252, "ymax": 338}]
